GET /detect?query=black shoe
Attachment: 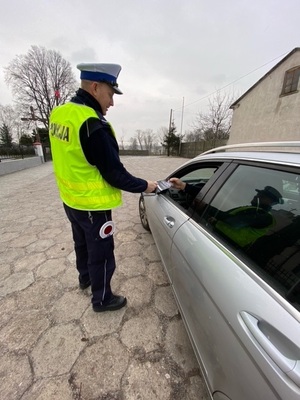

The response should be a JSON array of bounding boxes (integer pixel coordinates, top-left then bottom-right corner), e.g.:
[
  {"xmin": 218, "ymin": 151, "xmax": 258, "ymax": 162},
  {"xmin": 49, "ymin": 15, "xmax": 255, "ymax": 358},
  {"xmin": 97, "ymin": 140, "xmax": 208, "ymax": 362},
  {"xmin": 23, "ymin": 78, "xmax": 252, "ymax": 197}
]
[
  {"xmin": 79, "ymin": 280, "xmax": 91, "ymax": 290},
  {"xmin": 93, "ymin": 295, "xmax": 127, "ymax": 312}
]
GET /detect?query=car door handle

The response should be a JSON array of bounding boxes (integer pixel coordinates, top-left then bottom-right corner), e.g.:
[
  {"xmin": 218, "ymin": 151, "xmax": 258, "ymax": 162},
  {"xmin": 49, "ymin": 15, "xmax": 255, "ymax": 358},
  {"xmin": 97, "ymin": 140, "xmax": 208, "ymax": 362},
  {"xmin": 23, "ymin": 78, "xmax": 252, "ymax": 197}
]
[
  {"xmin": 240, "ymin": 311, "xmax": 300, "ymax": 386},
  {"xmin": 163, "ymin": 216, "xmax": 175, "ymax": 228}
]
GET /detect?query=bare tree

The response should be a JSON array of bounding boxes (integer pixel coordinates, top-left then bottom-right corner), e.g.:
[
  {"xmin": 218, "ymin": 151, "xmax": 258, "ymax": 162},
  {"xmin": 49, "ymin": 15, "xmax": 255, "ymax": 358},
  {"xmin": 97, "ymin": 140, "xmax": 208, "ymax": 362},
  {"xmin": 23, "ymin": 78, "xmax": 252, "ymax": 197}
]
[
  {"xmin": 0, "ymin": 104, "xmax": 25, "ymax": 142},
  {"xmin": 4, "ymin": 45, "xmax": 77, "ymax": 129},
  {"xmin": 129, "ymin": 137, "xmax": 138, "ymax": 150},
  {"xmin": 119, "ymin": 135, "xmax": 125, "ymax": 150},
  {"xmin": 0, "ymin": 123, "xmax": 13, "ymax": 147},
  {"xmin": 156, "ymin": 126, "xmax": 168, "ymax": 145},
  {"xmin": 154, "ymin": 126, "xmax": 169, "ymax": 154},
  {"xmin": 142, "ymin": 129, "xmax": 155, "ymax": 153},
  {"xmin": 132, "ymin": 129, "xmax": 156, "ymax": 152},
  {"xmin": 0, "ymin": 105, "xmax": 17, "ymax": 132},
  {"xmin": 184, "ymin": 128, "xmax": 202, "ymax": 142},
  {"xmin": 193, "ymin": 91, "xmax": 234, "ymax": 141},
  {"xmin": 135, "ymin": 130, "xmax": 144, "ymax": 150}
]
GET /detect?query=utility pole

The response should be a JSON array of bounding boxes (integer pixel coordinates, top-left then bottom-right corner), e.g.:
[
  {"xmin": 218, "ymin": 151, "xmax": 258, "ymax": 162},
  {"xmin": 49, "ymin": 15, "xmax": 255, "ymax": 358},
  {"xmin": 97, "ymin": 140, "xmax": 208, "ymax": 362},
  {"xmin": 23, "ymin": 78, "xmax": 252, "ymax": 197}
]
[
  {"xmin": 179, "ymin": 97, "xmax": 185, "ymax": 156},
  {"xmin": 168, "ymin": 109, "xmax": 173, "ymax": 134},
  {"xmin": 180, "ymin": 97, "xmax": 184, "ymax": 136}
]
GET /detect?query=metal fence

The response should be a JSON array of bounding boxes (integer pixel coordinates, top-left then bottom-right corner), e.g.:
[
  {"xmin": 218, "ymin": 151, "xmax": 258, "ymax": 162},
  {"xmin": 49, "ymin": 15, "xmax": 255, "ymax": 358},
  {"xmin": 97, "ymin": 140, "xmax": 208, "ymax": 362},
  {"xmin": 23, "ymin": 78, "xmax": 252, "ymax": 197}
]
[
  {"xmin": 35, "ymin": 140, "xmax": 229, "ymax": 163},
  {"xmin": 0, "ymin": 146, "xmax": 36, "ymax": 161},
  {"xmin": 119, "ymin": 140, "xmax": 228, "ymax": 159},
  {"xmin": 179, "ymin": 140, "xmax": 228, "ymax": 158}
]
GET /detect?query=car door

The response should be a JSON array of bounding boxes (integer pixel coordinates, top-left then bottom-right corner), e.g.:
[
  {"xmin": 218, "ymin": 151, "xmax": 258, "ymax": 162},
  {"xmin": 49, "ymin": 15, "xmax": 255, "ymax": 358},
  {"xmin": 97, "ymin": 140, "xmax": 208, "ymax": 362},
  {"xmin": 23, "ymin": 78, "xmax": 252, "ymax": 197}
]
[
  {"xmin": 170, "ymin": 162, "xmax": 300, "ymax": 400},
  {"xmin": 145, "ymin": 192, "xmax": 188, "ymax": 281},
  {"xmin": 143, "ymin": 162, "xmax": 224, "ymax": 282}
]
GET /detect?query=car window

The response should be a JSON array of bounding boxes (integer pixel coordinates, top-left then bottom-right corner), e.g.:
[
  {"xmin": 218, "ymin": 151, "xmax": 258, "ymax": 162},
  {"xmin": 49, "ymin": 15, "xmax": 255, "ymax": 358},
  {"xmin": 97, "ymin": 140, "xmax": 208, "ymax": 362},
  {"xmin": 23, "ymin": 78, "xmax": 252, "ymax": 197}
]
[
  {"xmin": 198, "ymin": 164, "xmax": 300, "ymax": 311},
  {"xmin": 162, "ymin": 166, "xmax": 218, "ymax": 211}
]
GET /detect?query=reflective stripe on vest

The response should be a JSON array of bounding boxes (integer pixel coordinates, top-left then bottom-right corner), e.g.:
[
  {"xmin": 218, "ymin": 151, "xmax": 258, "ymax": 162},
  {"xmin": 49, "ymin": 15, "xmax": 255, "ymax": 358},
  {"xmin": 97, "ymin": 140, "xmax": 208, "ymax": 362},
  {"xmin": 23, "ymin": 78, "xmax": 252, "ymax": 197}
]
[
  {"xmin": 215, "ymin": 206, "xmax": 275, "ymax": 248},
  {"xmin": 49, "ymin": 102, "xmax": 122, "ymax": 211}
]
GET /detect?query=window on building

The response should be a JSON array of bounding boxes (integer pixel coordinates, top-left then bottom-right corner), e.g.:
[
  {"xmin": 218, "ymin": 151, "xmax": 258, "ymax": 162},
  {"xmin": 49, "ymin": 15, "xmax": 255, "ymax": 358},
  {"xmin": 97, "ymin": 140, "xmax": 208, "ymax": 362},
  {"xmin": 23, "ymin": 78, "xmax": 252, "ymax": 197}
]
[{"xmin": 281, "ymin": 67, "xmax": 300, "ymax": 95}]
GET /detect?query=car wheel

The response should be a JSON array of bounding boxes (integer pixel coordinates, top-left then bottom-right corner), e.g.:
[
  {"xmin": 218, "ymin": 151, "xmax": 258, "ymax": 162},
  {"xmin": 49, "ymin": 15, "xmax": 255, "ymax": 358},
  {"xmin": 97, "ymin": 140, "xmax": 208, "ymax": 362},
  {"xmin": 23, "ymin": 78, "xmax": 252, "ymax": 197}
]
[{"xmin": 139, "ymin": 195, "xmax": 150, "ymax": 231}]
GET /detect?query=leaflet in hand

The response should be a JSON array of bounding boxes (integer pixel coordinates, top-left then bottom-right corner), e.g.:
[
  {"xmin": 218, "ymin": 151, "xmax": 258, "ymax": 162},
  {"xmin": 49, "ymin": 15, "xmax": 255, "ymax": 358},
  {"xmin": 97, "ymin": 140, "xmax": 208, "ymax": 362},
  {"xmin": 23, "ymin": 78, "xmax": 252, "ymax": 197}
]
[{"xmin": 157, "ymin": 180, "xmax": 172, "ymax": 192}]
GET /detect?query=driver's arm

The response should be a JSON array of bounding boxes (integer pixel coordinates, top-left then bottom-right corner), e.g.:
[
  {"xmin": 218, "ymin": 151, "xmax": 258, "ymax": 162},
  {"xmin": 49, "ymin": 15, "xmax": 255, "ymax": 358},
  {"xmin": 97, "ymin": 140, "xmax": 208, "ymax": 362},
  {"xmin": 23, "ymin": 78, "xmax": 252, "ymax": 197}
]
[{"xmin": 169, "ymin": 177, "xmax": 200, "ymax": 197}]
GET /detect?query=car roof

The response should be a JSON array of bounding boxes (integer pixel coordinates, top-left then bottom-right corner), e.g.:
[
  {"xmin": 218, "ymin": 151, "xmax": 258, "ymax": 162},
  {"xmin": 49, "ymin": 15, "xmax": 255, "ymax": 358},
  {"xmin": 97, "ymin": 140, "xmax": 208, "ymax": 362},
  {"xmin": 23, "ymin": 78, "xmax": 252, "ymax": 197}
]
[
  {"xmin": 190, "ymin": 141, "xmax": 300, "ymax": 168},
  {"xmin": 193, "ymin": 151, "xmax": 300, "ymax": 166}
]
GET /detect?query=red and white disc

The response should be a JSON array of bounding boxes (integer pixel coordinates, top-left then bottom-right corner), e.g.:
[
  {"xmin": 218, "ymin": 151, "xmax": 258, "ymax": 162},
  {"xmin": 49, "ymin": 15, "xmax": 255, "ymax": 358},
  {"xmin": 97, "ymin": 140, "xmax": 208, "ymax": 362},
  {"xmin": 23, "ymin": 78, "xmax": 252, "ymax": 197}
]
[{"xmin": 99, "ymin": 221, "xmax": 115, "ymax": 239}]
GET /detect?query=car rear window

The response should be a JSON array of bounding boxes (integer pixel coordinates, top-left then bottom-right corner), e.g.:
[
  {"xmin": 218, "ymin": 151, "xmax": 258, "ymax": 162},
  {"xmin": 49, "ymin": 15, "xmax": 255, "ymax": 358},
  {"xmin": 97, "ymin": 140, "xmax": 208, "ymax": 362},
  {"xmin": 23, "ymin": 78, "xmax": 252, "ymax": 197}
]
[{"xmin": 199, "ymin": 164, "xmax": 300, "ymax": 311}]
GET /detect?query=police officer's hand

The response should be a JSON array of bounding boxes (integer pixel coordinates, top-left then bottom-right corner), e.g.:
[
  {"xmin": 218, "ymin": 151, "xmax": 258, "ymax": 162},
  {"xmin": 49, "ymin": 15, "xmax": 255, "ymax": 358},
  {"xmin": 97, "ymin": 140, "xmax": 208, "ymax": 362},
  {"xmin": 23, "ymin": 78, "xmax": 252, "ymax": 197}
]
[{"xmin": 145, "ymin": 180, "xmax": 158, "ymax": 193}]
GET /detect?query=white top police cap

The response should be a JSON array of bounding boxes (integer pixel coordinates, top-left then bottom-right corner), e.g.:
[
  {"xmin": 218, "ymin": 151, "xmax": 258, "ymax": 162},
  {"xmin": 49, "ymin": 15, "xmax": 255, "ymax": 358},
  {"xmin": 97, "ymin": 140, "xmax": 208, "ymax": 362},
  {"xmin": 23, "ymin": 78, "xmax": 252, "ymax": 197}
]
[{"xmin": 77, "ymin": 63, "xmax": 123, "ymax": 95}]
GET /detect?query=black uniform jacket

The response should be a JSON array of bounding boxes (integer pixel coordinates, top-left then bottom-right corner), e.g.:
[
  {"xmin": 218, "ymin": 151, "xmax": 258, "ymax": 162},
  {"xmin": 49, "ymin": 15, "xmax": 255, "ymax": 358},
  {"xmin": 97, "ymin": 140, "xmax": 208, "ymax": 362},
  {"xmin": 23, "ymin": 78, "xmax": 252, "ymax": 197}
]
[{"xmin": 71, "ymin": 88, "xmax": 148, "ymax": 193}]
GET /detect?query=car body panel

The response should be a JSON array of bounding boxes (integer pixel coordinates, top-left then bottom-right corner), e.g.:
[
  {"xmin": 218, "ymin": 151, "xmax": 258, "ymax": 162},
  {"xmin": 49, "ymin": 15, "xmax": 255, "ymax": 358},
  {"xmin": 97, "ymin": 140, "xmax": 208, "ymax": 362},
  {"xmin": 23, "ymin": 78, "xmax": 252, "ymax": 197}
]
[
  {"xmin": 140, "ymin": 146, "xmax": 300, "ymax": 400},
  {"xmin": 145, "ymin": 193, "xmax": 189, "ymax": 281},
  {"xmin": 170, "ymin": 219, "xmax": 300, "ymax": 400}
]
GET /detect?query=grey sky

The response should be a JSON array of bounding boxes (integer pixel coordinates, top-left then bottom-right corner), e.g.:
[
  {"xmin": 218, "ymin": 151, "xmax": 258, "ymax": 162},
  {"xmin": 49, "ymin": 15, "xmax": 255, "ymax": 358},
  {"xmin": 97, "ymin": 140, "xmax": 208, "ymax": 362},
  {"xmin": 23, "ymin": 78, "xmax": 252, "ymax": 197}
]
[{"xmin": 0, "ymin": 0, "xmax": 299, "ymax": 143}]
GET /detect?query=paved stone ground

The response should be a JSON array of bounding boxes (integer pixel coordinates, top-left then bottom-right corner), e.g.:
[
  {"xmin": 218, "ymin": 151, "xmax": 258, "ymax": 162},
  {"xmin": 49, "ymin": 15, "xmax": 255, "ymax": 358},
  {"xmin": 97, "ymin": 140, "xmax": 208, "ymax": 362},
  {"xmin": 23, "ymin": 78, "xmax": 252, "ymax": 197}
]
[{"xmin": 0, "ymin": 157, "xmax": 210, "ymax": 400}]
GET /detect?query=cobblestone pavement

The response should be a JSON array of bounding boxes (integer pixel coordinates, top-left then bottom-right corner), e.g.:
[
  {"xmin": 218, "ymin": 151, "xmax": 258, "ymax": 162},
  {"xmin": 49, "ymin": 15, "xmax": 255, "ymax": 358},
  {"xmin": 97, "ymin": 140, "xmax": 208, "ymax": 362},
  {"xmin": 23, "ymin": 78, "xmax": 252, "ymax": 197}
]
[{"xmin": 0, "ymin": 156, "xmax": 210, "ymax": 400}]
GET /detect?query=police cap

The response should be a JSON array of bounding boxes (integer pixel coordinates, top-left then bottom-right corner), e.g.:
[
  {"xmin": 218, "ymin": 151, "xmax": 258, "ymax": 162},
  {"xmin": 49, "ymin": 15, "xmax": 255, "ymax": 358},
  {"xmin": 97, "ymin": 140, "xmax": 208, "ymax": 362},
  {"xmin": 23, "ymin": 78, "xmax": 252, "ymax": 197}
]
[{"xmin": 77, "ymin": 63, "xmax": 123, "ymax": 95}]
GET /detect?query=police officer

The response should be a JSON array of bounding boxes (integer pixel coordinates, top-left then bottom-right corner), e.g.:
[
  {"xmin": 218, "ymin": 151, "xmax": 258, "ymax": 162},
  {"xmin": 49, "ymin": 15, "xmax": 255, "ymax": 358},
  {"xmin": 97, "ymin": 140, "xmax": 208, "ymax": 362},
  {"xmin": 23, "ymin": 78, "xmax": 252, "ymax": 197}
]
[
  {"xmin": 208, "ymin": 186, "xmax": 283, "ymax": 248},
  {"xmin": 49, "ymin": 63, "xmax": 157, "ymax": 312}
]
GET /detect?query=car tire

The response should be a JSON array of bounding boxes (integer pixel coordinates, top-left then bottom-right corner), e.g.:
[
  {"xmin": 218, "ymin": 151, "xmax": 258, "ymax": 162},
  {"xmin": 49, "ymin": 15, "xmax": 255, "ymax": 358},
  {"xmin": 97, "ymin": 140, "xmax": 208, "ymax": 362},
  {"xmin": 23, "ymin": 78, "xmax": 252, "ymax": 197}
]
[{"xmin": 139, "ymin": 195, "xmax": 151, "ymax": 231}]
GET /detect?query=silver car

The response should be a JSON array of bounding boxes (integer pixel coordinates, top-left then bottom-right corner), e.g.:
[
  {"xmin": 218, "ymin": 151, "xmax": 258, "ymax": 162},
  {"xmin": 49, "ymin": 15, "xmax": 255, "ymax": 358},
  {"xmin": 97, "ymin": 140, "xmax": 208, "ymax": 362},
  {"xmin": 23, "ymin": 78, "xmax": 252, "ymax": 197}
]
[{"xmin": 139, "ymin": 142, "xmax": 300, "ymax": 400}]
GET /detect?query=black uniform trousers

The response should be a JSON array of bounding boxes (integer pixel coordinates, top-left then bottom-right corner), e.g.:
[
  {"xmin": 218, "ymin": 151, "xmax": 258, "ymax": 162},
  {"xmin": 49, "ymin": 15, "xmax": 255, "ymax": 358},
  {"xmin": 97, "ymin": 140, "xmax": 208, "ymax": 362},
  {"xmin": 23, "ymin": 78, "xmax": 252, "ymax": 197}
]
[{"xmin": 63, "ymin": 204, "xmax": 116, "ymax": 306}]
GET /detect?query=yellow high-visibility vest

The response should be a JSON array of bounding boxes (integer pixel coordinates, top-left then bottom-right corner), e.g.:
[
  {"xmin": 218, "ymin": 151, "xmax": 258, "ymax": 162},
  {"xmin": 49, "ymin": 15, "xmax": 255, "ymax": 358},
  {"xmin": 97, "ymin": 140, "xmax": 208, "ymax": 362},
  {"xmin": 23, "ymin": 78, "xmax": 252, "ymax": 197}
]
[
  {"xmin": 215, "ymin": 206, "xmax": 275, "ymax": 248},
  {"xmin": 49, "ymin": 102, "xmax": 122, "ymax": 211}
]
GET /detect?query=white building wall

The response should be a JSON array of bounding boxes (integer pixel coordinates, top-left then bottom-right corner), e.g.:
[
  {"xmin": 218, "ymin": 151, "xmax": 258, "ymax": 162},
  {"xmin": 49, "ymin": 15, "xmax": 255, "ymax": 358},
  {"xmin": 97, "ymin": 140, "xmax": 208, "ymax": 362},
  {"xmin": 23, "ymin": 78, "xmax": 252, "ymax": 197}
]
[{"xmin": 229, "ymin": 52, "xmax": 300, "ymax": 144}]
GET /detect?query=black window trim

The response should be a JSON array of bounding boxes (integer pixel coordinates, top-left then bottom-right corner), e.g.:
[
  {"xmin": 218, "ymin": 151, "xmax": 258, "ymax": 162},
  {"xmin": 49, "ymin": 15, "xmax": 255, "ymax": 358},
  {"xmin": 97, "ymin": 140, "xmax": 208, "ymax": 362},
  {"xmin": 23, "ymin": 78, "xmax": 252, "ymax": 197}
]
[
  {"xmin": 191, "ymin": 159, "xmax": 300, "ymax": 314},
  {"xmin": 161, "ymin": 160, "xmax": 232, "ymax": 216}
]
